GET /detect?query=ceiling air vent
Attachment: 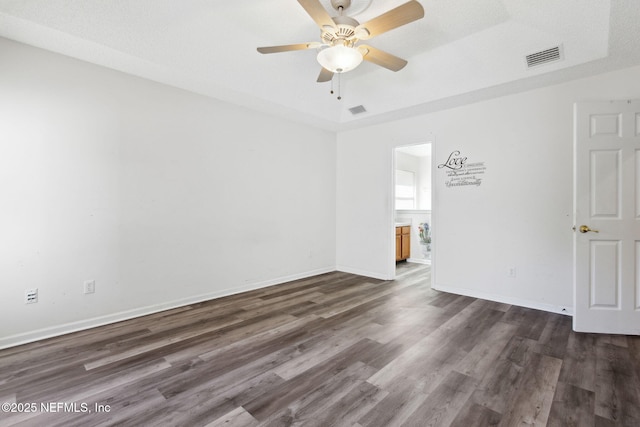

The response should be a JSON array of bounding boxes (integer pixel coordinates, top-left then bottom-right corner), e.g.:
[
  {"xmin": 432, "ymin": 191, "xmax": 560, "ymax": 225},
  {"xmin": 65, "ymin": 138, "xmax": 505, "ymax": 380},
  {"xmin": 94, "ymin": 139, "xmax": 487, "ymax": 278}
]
[
  {"xmin": 349, "ymin": 105, "xmax": 367, "ymax": 115},
  {"xmin": 526, "ymin": 46, "xmax": 563, "ymax": 68}
]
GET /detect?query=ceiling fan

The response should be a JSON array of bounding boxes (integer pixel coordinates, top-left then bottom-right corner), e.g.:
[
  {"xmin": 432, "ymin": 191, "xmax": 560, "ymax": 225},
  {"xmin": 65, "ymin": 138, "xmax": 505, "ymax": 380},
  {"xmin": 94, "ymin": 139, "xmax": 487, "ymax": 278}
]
[{"xmin": 257, "ymin": 0, "xmax": 425, "ymax": 83}]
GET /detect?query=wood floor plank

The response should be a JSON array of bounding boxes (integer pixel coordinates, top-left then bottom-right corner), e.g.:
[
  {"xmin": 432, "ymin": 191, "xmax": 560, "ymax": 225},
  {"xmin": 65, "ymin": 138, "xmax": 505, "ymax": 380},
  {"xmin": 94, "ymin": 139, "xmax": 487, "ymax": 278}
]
[
  {"xmin": 157, "ymin": 339, "xmax": 298, "ymax": 400},
  {"xmin": 502, "ymin": 305, "xmax": 549, "ymax": 340},
  {"xmin": 196, "ymin": 314, "xmax": 321, "ymax": 363},
  {"xmin": 502, "ymin": 334, "xmax": 538, "ymax": 367},
  {"xmin": 450, "ymin": 401, "xmax": 502, "ymax": 427},
  {"xmin": 307, "ymin": 381, "xmax": 387, "ymax": 427},
  {"xmin": 359, "ymin": 329, "xmax": 425, "ymax": 371},
  {"xmin": 401, "ymin": 370, "xmax": 477, "ymax": 427},
  {"xmin": 205, "ymin": 407, "xmax": 259, "ymax": 427},
  {"xmin": 357, "ymin": 377, "xmax": 428, "ymax": 427},
  {"xmin": 594, "ymin": 339, "xmax": 640, "ymax": 424},
  {"xmin": 497, "ymin": 353, "xmax": 563, "ymax": 426},
  {"xmin": 547, "ymin": 381, "xmax": 595, "ymax": 427},
  {"xmin": 368, "ymin": 299, "xmax": 496, "ymax": 391},
  {"xmin": 595, "ymin": 414, "xmax": 619, "ymax": 426},
  {"xmin": 469, "ymin": 356, "xmax": 527, "ymax": 415},
  {"xmin": 162, "ymin": 320, "xmax": 299, "ymax": 364},
  {"xmin": 48, "ymin": 387, "xmax": 167, "ymax": 427},
  {"xmin": 19, "ymin": 357, "xmax": 171, "ymax": 404},
  {"xmin": 558, "ymin": 330, "xmax": 598, "ymax": 392},
  {"xmin": 270, "ymin": 322, "xmax": 384, "ymax": 381},
  {"xmin": 260, "ymin": 361, "xmax": 377, "ymax": 426},
  {"xmin": 535, "ymin": 313, "xmax": 572, "ymax": 360},
  {"xmin": 1, "ymin": 263, "xmax": 640, "ymax": 426},
  {"xmin": 83, "ymin": 316, "xmax": 246, "ymax": 370},
  {"xmin": 126, "ymin": 369, "xmax": 284, "ymax": 426},
  {"xmin": 364, "ymin": 306, "xmax": 441, "ymax": 344},
  {"xmin": 628, "ymin": 337, "xmax": 640, "ymax": 391},
  {"xmin": 455, "ymin": 321, "xmax": 519, "ymax": 380},
  {"xmin": 442, "ymin": 294, "xmax": 477, "ymax": 314},
  {"xmin": 243, "ymin": 339, "xmax": 382, "ymax": 421}
]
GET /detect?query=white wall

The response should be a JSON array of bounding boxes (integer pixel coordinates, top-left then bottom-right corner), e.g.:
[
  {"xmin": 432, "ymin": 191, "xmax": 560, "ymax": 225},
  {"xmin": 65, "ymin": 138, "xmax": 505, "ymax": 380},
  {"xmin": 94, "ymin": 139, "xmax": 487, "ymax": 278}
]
[
  {"xmin": 0, "ymin": 38, "xmax": 337, "ymax": 348},
  {"xmin": 417, "ymin": 152, "xmax": 432, "ymax": 211},
  {"xmin": 337, "ymin": 64, "xmax": 640, "ymax": 313}
]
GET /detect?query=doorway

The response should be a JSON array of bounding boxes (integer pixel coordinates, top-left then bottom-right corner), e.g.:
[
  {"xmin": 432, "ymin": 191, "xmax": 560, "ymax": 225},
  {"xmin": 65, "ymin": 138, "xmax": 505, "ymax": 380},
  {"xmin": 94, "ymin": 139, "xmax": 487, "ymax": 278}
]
[{"xmin": 392, "ymin": 142, "xmax": 434, "ymax": 280}]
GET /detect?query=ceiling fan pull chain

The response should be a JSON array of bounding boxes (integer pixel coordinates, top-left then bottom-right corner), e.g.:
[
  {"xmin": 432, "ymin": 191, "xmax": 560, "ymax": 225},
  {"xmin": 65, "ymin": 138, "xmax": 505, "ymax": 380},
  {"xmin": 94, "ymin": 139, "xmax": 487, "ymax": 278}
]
[
  {"xmin": 330, "ymin": 76, "xmax": 334, "ymax": 95},
  {"xmin": 337, "ymin": 73, "xmax": 342, "ymax": 100}
]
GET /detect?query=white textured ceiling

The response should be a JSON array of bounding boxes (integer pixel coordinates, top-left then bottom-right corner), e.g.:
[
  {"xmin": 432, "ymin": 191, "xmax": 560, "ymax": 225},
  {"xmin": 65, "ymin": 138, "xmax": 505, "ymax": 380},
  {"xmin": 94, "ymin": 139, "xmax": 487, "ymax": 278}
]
[{"xmin": 1, "ymin": 0, "xmax": 639, "ymax": 131}]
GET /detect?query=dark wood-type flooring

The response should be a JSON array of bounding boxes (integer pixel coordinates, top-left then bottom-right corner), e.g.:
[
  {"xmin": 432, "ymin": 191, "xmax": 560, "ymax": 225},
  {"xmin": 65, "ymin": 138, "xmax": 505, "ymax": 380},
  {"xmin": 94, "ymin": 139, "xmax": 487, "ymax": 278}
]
[{"xmin": 1, "ymin": 262, "xmax": 640, "ymax": 426}]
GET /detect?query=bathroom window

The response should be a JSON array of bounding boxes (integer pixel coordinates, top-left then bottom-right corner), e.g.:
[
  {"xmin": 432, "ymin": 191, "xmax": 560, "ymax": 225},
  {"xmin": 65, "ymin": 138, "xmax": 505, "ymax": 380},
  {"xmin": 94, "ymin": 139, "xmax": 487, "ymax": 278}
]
[{"xmin": 395, "ymin": 169, "xmax": 416, "ymax": 210}]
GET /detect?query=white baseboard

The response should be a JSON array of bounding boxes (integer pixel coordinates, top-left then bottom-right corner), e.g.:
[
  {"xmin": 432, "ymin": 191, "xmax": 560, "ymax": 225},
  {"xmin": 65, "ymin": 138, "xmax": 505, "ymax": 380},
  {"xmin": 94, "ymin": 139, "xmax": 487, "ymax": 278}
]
[
  {"xmin": 0, "ymin": 269, "xmax": 574, "ymax": 350},
  {"xmin": 0, "ymin": 266, "xmax": 336, "ymax": 350},
  {"xmin": 432, "ymin": 283, "xmax": 573, "ymax": 316},
  {"xmin": 335, "ymin": 265, "xmax": 393, "ymax": 281}
]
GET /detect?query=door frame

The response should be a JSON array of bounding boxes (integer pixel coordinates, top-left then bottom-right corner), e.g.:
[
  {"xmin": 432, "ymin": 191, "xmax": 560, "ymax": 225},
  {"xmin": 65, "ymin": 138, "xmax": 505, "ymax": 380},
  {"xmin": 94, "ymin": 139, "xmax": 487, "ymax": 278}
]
[{"xmin": 390, "ymin": 138, "xmax": 436, "ymax": 283}]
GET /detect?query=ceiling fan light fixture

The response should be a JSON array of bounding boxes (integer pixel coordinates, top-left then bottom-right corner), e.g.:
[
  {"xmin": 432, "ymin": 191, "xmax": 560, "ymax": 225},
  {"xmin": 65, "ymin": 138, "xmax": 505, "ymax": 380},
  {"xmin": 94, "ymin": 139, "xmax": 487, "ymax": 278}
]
[{"xmin": 317, "ymin": 44, "xmax": 363, "ymax": 73}]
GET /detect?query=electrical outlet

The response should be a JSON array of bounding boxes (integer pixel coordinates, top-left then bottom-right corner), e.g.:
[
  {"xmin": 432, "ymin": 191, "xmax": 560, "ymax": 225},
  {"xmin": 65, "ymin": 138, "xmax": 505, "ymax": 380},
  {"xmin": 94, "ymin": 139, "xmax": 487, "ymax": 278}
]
[
  {"xmin": 25, "ymin": 288, "xmax": 38, "ymax": 304},
  {"xmin": 507, "ymin": 267, "xmax": 517, "ymax": 278},
  {"xmin": 83, "ymin": 280, "xmax": 95, "ymax": 294}
]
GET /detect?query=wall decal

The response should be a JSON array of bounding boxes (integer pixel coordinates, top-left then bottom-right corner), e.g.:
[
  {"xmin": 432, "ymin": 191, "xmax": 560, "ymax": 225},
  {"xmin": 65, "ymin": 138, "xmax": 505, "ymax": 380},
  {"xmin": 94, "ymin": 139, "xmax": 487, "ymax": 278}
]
[{"xmin": 438, "ymin": 150, "xmax": 486, "ymax": 187}]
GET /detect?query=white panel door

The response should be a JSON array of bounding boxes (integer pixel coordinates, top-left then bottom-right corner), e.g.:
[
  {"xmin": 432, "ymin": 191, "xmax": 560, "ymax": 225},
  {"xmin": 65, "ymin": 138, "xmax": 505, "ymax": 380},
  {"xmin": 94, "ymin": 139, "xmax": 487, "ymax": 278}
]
[{"xmin": 574, "ymin": 100, "xmax": 640, "ymax": 334}]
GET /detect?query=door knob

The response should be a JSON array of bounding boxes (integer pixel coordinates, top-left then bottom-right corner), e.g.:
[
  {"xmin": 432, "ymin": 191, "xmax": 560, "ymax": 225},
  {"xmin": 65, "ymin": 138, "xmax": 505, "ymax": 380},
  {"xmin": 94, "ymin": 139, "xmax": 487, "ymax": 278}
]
[{"xmin": 578, "ymin": 225, "xmax": 599, "ymax": 233}]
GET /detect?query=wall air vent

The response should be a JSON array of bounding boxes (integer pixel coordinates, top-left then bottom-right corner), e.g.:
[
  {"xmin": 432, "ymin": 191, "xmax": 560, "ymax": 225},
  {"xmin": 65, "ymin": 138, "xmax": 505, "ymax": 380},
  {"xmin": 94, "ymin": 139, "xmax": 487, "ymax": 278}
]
[
  {"xmin": 526, "ymin": 45, "xmax": 563, "ymax": 68},
  {"xmin": 348, "ymin": 105, "xmax": 367, "ymax": 115}
]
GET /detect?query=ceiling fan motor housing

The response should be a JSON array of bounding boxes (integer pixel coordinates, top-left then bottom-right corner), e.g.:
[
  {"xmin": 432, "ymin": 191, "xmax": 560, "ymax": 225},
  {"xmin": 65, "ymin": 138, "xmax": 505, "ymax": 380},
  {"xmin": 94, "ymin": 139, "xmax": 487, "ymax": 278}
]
[{"xmin": 322, "ymin": 15, "xmax": 359, "ymax": 45}]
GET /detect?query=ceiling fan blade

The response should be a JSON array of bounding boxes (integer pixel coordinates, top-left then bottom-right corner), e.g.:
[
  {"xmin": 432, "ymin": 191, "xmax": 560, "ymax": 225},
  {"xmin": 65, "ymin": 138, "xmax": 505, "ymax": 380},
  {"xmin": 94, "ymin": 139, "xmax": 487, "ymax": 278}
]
[
  {"xmin": 317, "ymin": 67, "xmax": 334, "ymax": 82},
  {"xmin": 355, "ymin": 0, "xmax": 424, "ymax": 39},
  {"xmin": 257, "ymin": 42, "xmax": 320, "ymax": 54},
  {"xmin": 298, "ymin": 0, "xmax": 337, "ymax": 30},
  {"xmin": 358, "ymin": 45, "xmax": 408, "ymax": 71}
]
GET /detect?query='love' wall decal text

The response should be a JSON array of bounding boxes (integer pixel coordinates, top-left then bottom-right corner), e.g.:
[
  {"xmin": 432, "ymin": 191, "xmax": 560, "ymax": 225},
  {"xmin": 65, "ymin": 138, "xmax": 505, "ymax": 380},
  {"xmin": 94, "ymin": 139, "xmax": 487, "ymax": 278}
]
[{"xmin": 438, "ymin": 150, "xmax": 486, "ymax": 188}]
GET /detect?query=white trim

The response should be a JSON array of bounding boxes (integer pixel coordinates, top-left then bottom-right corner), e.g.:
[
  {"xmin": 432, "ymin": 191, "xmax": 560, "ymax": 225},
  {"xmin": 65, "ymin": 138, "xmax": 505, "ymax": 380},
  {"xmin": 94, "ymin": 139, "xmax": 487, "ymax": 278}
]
[
  {"xmin": 432, "ymin": 282, "xmax": 573, "ymax": 316},
  {"xmin": 407, "ymin": 258, "xmax": 431, "ymax": 265},
  {"xmin": 335, "ymin": 265, "xmax": 393, "ymax": 281},
  {"xmin": 0, "ymin": 266, "xmax": 335, "ymax": 350}
]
